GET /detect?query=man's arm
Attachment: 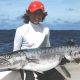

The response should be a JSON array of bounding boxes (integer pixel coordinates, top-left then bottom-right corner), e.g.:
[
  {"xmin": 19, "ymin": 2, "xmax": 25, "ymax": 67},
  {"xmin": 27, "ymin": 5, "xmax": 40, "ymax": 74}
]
[{"xmin": 13, "ymin": 28, "xmax": 22, "ymax": 51}]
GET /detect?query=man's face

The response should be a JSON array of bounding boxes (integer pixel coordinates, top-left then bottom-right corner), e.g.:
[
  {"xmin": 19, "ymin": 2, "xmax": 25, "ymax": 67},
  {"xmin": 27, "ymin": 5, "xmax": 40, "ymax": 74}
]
[{"xmin": 29, "ymin": 11, "xmax": 44, "ymax": 24}]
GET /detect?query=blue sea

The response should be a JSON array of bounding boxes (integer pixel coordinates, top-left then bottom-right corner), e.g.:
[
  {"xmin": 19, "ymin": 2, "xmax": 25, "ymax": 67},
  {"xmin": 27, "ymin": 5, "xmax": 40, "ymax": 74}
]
[{"xmin": 0, "ymin": 30, "xmax": 80, "ymax": 54}]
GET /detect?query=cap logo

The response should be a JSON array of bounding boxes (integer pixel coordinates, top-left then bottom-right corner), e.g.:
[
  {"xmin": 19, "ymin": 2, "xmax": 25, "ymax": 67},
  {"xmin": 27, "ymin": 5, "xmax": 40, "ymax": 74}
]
[{"xmin": 34, "ymin": 4, "xmax": 36, "ymax": 7}]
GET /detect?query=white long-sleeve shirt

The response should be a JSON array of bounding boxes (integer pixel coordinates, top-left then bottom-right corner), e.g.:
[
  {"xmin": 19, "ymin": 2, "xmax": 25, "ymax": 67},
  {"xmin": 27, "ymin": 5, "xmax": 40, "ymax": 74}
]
[{"xmin": 13, "ymin": 22, "xmax": 50, "ymax": 51}]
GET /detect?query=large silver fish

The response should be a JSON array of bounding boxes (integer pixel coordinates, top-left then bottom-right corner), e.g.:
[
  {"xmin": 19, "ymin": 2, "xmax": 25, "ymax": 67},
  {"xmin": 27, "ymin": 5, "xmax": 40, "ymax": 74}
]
[{"xmin": 0, "ymin": 46, "xmax": 80, "ymax": 73}]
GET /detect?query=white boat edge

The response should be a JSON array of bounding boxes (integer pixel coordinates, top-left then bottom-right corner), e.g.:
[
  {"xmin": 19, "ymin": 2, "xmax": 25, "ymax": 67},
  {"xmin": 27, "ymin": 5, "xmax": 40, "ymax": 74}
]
[{"xmin": 0, "ymin": 71, "xmax": 22, "ymax": 80}]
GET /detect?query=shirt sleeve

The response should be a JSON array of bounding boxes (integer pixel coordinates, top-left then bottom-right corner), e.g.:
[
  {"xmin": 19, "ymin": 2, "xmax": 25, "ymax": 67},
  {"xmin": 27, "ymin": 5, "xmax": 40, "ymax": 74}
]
[
  {"xmin": 41, "ymin": 28, "xmax": 51, "ymax": 47},
  {"xmin": 44, "ymin": 29, "xmax": 51, "ymax": 47},
  {"xmin": 13, "ymin": 28, "xmax": 23, "ymax": 51}
]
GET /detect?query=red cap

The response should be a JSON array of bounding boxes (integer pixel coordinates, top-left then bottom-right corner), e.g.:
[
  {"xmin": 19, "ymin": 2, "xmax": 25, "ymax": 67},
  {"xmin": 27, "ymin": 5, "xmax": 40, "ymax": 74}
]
[{"xmin": 28, "ymin": 1, "xmax": 45, "ymax": 13}]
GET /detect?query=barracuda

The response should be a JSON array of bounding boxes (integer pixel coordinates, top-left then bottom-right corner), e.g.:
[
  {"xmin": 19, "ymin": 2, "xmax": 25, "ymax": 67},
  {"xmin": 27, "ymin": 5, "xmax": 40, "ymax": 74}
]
[{"xmin": 0, "ymin": 46, "xmax": 80, "ymax": 73}]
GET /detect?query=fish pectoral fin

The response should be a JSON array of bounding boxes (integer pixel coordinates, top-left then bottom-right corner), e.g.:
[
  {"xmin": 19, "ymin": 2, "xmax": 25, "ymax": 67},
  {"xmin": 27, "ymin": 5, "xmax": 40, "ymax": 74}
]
[
  {"xmin": 8, "ymin": 68, "xmax": 19, "ymax": 71},
  {"xmin": 26, "ymin": 57, "xmax": 39, "ymax": 64},
  {"xmin": 60, "ymin": 65, "xmax": 71, "ymax": 78},
  {"xmin": 55, "ymin": 65, "xmax": 71, "ymax": 79}
]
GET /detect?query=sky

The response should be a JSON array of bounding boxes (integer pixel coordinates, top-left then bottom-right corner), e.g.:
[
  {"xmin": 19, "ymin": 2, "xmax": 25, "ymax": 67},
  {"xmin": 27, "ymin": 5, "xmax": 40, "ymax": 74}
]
[{"xmin": 0, "ymin": 0, "xmax": 80, "ymax": 30}]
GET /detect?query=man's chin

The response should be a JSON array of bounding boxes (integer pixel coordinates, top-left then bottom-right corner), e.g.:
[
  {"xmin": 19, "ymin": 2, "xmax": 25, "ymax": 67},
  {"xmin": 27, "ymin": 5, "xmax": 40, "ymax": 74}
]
[{"xmin": 33, "ymin": 22, "xmax": 39, "ymax": 25}]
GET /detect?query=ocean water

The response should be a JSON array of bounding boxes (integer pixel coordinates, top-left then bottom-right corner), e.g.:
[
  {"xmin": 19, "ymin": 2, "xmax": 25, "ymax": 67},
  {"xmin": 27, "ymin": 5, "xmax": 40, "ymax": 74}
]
[{"xmin": 0, "ymin": 30, "xmax": 80, "ymax": 53}]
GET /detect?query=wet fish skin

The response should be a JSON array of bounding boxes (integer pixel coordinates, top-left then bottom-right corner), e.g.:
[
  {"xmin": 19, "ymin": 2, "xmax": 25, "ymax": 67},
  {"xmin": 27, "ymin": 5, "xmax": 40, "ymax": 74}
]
[{"xmin": 0, "ymin": 46, "xmax": 80, "ymax": 72}]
